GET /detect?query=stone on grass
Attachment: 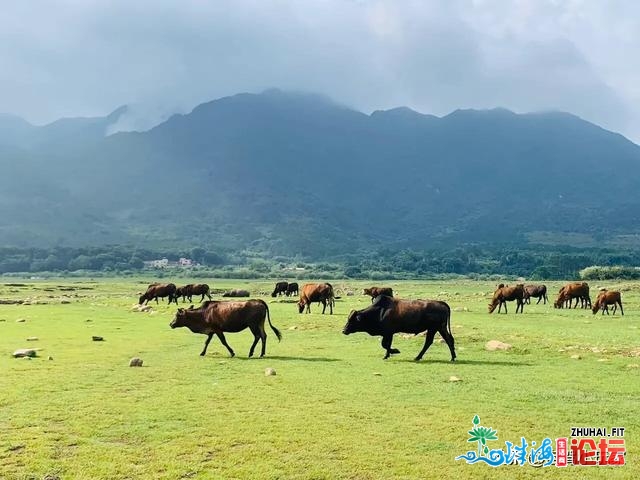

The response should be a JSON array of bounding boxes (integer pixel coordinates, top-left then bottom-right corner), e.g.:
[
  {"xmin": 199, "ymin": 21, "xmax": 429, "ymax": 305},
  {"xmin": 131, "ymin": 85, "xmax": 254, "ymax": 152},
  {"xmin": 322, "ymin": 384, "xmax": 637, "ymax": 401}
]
[
  {"xmin": 288, "ymin": 326, "xmax": 298, "ymax": 330},
  {"xmin": 571, "ymin": 354, "xmax": 582, "ymax": 360},
  {"xmin": 264, "ymin": 367, "xmax": 277, "ymax": 376},
  {"xmin": 485, "ymin": 340, "xmax": 512, "ymax": 351},
  {"xmin": 92, "ymin": 336, "xmax": 104, "ymax": 342},
  {"xmin": 129, "ymin": 357, "xmax": 143, "ymax": 367},
  {"xmin": 13, "ymin": 348, "xmax": 37, "ymax": 358},
  {"xmin": 47, "ymin": 356, "xmax": 54, "ymax": 361},
  {"xmin": 373, "ymin": 372, "xmax": 382, "ymax": 376},
  {"xmin": 449, "ymin": 376, "xmax": 462, "ymax": 382},
  {"xmin": 16, "ymin": 318, "xmax": 26, "ymax": 323},
  {"xmin": 26, "ymin": 337, "xmax": 38, "ymax": 341}
]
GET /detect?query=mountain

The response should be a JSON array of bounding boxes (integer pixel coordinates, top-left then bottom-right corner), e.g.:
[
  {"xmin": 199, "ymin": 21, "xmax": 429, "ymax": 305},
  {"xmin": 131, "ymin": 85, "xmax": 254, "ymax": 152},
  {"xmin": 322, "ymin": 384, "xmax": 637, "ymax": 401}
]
[{"xmin": 1, "ymin": 89, "xmax": 640, "ymax": 257}]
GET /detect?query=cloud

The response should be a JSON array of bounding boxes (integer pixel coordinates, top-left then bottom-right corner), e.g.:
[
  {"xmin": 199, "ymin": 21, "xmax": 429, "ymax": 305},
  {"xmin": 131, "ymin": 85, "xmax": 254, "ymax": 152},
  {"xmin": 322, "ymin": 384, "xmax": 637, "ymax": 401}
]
[{"xmin": 0, "ymin": 0, "xmax": 638, "ymax": 141}]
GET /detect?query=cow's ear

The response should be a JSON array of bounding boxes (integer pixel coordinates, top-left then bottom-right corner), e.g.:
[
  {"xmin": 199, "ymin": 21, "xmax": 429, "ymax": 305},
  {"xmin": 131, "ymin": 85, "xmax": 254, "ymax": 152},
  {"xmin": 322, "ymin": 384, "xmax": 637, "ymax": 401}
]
[
  {"xmin": 189, "ymin": 304, "xmax": 194, "ymax": 310},
  {"xmin": 177, "ymin": 308, "xmax": 184, "ymax": 313}
]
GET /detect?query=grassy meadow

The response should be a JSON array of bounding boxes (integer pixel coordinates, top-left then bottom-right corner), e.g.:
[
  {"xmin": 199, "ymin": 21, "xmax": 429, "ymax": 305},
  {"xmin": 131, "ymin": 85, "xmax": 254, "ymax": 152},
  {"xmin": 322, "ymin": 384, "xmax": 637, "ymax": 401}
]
[{"xmin": 1, "ymin": 278, "xmax": 639, "ymax": 479}]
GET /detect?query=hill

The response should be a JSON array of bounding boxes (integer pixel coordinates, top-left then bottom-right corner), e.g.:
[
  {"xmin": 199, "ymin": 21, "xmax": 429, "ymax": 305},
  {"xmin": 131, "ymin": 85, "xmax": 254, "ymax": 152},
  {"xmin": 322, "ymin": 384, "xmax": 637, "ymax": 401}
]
[{"xmin": 2, "ymin": 89, "xmax": 640, "ymax": 257}]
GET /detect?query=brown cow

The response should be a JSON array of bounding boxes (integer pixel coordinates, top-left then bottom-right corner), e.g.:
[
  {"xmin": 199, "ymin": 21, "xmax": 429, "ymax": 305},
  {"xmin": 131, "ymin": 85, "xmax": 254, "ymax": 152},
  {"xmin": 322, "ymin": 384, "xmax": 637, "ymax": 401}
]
[
  {"xmin": 488, "ymin": 284, "xmax": 525, "ymax": 314},
  {"xmin": 298, "ymin": 283, "xmax": 335, "ymax": 314},
  {"xmin": 554, "ymin": 282, "xmax": 591, "ymax": 309},
  {"xmin": 170, "ymin": 300, "xmax": 282, "ymax": 357},
  {"xmin": 271, "ymin": 282, "xmax": 288, "ymax": 298},
  {"xmin": 363, "ymin": 287, "xmax": 394, "ymax": 302},
  {"xmin": 222, "ymin": 289, "xmax": 250, "ymax": 298},
  {"xmin": 592, "ymin": 290, "xmax": 624, "ymax": 315},
  {"xmin": 176, "ymin": 284, "xmax": 212, "ymax": 303},
  {"xmin": 139, "ymin": 283, "xmax": 177, "ymax": 305},
  {"xmin": 523, "ymin": 284, "xmax": 548, "ymax": 304},
  {"xmin": 286, "ymin": 282, "xmax": 299, "ymax": 297}
]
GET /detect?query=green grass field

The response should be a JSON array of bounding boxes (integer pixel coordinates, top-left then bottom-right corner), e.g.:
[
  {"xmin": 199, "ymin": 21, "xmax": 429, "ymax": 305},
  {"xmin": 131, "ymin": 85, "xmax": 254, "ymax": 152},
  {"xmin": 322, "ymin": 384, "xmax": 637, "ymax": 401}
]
[{"xmin": 1, "ymin": 278, "xmax": 639, "ymax": 479}]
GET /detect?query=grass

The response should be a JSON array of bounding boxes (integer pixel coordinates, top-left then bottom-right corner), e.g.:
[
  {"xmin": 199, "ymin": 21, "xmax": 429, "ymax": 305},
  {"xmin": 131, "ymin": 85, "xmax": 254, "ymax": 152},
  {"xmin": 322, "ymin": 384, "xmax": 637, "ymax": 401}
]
[{"xmin": 1, "ymin": 278, "xmax": 639, "ymax": 479}]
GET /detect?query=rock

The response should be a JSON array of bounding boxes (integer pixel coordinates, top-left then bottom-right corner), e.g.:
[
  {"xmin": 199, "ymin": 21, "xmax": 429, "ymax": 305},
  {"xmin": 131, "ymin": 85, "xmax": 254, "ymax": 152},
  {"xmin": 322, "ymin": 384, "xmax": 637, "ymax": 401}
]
[
  {"xmin": 288, "ymin": 326, "xmax": 298, "ymax": 330},
  {"xmin": 571, "ymin": 354, "xmax": 582, "ymax": 360},
  {"xmin": 0, "ymin": 318, "xmax": 6, "ymax": 322},
  {"xmin": 627, "ymin": 364, "xmax": 639, "ymax": 369},
  {"xmin": 373, "ymin": 372, "xmax": 382, "ymax": 376},
  {"xmin": 597, "ymin": 358, "xmax": 609, "ymax": 362},
  {"xmin": 449, "ymin": 376, "xmax": 462, "ymax": 382},
  {"xmin": 264, "ymin": 367, "xmax": 276, "ymax": 376},
  {"xmin": 85, "ymin": 319, "xmax": 92, "ymax": 322},
  {"xmin": 13, "ymin": 348, "xmax": 36, "ymax": 358},
  {"xmin": 60, "ymin": 300, "xmax": 71, "ymax": 304},
  {"xmin": 47, "ymin": 356, "xmax": 54, "ymax": 361},
  {"xmin": 26, "ymin": 337, "xmax": 38, "ymax": 341},
  {"xmin": 16, "ymin": 318, "xmax": 26, "ymax": 323},
  {"xmin": 485, "ymin": 340, "xmax": 512, "ymax": 351},
  {"xmin": 346, "ymin": 291, "xmax": 354, "ymax": 296},
  {"xmin": 129, "ymin": 357, "xmax": 143, "ymax": 367},
  {"xmin": 92, "ymin": 336, "xmax": 104, "ymax": 342}
]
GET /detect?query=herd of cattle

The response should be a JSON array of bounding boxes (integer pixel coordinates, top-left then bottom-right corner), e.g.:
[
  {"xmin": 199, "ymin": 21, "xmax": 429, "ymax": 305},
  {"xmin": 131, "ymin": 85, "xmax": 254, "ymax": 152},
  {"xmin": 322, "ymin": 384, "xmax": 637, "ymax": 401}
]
[
  {"xmin": 489, "ymin": 282, "xmax": 624, "ymax": 315},
  {"xmin": 137, "ymin": 279, "xmax": 624, "ymax": 361}
]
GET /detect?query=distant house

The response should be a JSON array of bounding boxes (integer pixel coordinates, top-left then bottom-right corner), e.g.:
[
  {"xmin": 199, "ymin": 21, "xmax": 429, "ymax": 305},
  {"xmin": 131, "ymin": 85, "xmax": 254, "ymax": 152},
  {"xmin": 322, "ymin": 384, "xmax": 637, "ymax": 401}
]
[
  {"xmin": 144, "ymin": 258, "xmax": 169, "ymax": 268},
  {"xmin": 179, "ymin": 258, "xmax": 194, "ymax": 267}
]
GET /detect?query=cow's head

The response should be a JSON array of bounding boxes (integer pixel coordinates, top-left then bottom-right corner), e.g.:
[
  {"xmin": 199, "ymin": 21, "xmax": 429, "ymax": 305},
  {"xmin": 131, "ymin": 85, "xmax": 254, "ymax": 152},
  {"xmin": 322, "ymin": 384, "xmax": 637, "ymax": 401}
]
[
  {"xmin": 362, "ymin": 288, "xmax": 372, "ymax": 296},
  {"xmin": 170, "ymin": 308, "xmax": 188, "ymax": 329},
  {"xmin": 298, "ymin": 300, "xmax": 306, "ymax": 314},
  {"xmin": 343, "ymin": 297, "xmax": 391, "ymax": 335},
  {"xmin": 487, "ymin": 300, "xmax": 498, "ymax": 314},
  {"xmin": 138, "ymin": 294, "xmax": 146, "ymax": 305}
]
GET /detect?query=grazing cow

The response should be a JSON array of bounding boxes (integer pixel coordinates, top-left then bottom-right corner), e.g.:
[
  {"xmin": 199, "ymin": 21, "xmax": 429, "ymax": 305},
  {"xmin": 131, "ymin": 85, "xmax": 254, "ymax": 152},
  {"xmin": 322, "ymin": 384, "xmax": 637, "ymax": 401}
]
[
  {"xmin": 342, "ymin": 295, "xmax": 455, "ymax": 361},
  {"xmin": 298, "ymin": 283, "xmax": 335, "ymax": 314},
  {"xmin": 175, "ymin": 284, "xmax": 212, "ymax": 303},
  {"xmin": 592, "ymin": 290, "xmax": 624, "ymax": 315},
  {"xmin": 554, "ymin": 282, "xmax": 591, "ymax": 309},
  {"xmin": 139, "ymin": 283, "xmax": 177, "ymax": 305},
  {"xmin": 523, "ymin": 284, "xmax": 548, "ymax": 304},
  {"xmin": 363, "ymin": 287, "xmax": 394, "ymax": 302},
  {"xmin": 170, "ymin": 300, "xmax": 281, "ymax": 357},
  {"xmin": 222, "ymin": 289, "xmax": 250, "ymax": 298},
  {"xmin": 271, "ymin": 281, "xmax": 289, "ymax": 298},
  {"xmin": 488, "ymin": 284, "xmax": 525, "ymax": 314},
  {"xmin": 286, "ymin": 282, "xmax": 299, "ymax": 297}
]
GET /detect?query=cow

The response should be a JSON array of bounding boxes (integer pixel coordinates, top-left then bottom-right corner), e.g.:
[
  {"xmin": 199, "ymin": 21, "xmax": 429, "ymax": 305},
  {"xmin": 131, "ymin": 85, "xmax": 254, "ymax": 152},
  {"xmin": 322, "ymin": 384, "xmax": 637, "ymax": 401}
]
[
  {"xmin": 488, "ymin": 284, "xmax": 525, "ymax": 314},
  {"xmin": 170, "ymin": 300, "xmax": 281, "ymax": 357},
  {"xmin": 175, "ymin": 284, "xmax": 212, "ymax": 303},
  {"xmin": 363, "ymin": 287, "xmax": 393, "ymax": 302},
  {"xmin": 139, "ymin": 283, "xmax": 177, "ymax": 305},
  {"xmin": 298, "ymin": 283, "xmax": 335, "ymax": 314},
  {"xmin": 554, "ymin": 282, "xmax": 591, "ymax": 309},
  {"xmin": 222, "ymin": 289, "xmax": 250, "ymax": 298},
  {"xmin": 523, "ymin": 284, "xmax": 548, "ymax": 305},
  {"xmin": 342, "ymin": 295, "xmax": 456, "ymax": 361},
  {"xmin": 592, "ymin": 290, "xmax": 624, "ymax": 315},
  {"xmin": 285, "ymin": 282, "xmax": 299, "ymax": 297},
  {"xmin": 271, "ymin": 281, "xmax": 288, "ymax": 298}
]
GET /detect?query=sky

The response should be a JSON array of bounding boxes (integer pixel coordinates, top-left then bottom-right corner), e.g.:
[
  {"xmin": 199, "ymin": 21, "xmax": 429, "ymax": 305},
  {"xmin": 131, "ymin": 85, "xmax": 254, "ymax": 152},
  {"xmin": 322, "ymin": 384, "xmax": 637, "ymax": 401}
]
[{"xmin": 1, "ymin": 0, "xmax": 639, "ymax": 142}]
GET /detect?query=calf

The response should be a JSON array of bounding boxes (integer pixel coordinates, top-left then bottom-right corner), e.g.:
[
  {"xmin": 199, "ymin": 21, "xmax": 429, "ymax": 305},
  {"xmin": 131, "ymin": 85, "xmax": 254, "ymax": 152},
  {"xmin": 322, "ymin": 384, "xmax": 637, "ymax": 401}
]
[
  {"xmin": 523, "ymin": 284, "xmax": 548, "ymax": 304},
  {"xmin": 363, "ymin": 287, "xmax": 393, "ymax": 302},
  {"xmin": 488, "ymin": 284, "xmax": 525, "ymax": 314},
  {"xmin": 343, "ymin": 295, "xmax": 455, "ymax": 361},
  {"xmin": 298, "ymin": 283, "xmax": 335, "ymax": 314},
  {"xmin": 592, "ymin": 290, "xmax": 624, "ymax": 315},
  {"xmin": 170, "ymin": 300, "xmax": 282, "ymax": 357},
  {"xmin": 286, "ymin": 282, "xmax": 299, "ymax": 297}
]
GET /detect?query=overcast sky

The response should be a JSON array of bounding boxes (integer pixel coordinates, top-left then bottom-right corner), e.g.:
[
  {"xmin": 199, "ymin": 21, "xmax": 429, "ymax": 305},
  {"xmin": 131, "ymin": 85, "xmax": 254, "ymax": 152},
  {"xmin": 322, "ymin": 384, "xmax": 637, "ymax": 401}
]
[{"xmin": 1, "ymin": 0, "xmax": 639, "ymax": 141}]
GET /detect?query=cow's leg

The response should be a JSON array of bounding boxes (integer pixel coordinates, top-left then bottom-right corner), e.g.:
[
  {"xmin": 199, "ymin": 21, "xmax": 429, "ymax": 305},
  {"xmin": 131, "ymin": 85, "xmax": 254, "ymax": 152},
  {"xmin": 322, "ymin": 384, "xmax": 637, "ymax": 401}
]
[
  {"xmin": 155, "ymin": 296, "xmax": 159, "ymax": 304},
  {"xmin": 248, "ymin": 325, "xmax": 261, "ymax": 357},
  {"xmin": 206, "ymin": 292, "xmax": 212, "ymax": 300},
  {"xmin": 502, "ymin": 301, "xmax": 507, "ymax": 314},
  {"xmin": 438, "ymin": 328, "xmax": 456, "ymax": 362},
  {"xmin": 200, "ymin": 333, "xmax": 214, "ymax": 356},
  {"xmin": 381, "ymin": 334, "xmax": 400, "ymax": 359},
  {"xmin": 536, "ymin": 296, "xmax": 542, "ymax": 304},
  {"xmin": 618, "ymin": 301, "xmax": 624, "ymax": 316},
  {"xmin": 259, "ymin": 326, "xmax": 267, "ymax": 357},
  {"xmin": 329, "ymin": 299, "xmax": 333, "ymax": 315},
  {"xmin": 321, "ymin": 299, "xmax": 327, "ymax": 314},
  {"xmin": 216, "ymin": 332, "xmax": 235, "ymax": 357},
  {"xmin": 306, "ymin": 303, "xmax": 311, "ymax": 314},
  {"xmin": 415, "ymin": 330, "xmax": 436, "ymax": 361},
  {"xmin": 518, "ymin": 299, "xmax": 524, "ymax": 313}
]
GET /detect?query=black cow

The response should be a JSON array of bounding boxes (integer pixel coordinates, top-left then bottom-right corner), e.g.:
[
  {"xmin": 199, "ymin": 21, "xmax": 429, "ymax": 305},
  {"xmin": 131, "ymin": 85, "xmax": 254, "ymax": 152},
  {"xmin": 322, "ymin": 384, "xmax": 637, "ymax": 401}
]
[
  {"xmin": 342, "ymin": 295, "xmax": 455, "ymax": 361},
  {"xmin": 286, "ymin": 282, "xmax": 299, "ymax": 297},
  {"xmin": 271, "ymin": 282, "xmax": 288, "ymax": 298}
]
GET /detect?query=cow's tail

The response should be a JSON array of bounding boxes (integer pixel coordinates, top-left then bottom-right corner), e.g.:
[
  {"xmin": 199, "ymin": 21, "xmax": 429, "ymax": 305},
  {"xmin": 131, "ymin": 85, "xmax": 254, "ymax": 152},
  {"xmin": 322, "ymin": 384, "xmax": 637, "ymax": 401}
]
[
  {"xmin": 446, "ymin": 302, "xmax": 452, "ymax": 337},
  {"xmin": 258, "ymin": 299, "xmax": 282, "ymax": 341},
  {"xmin": 327, "ymin": 282, "xmax": 336, "ymax": 305}
]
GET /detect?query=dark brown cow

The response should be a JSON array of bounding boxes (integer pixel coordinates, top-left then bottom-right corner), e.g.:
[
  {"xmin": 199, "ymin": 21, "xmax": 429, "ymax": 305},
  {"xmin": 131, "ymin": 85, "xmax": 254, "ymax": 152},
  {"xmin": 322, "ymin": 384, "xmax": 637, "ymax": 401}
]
[
  {"xmin": 298, "ymin": 283, "xmax": 335, "ymax": 314},
  {"xmin": 222, "ymin": 289, "xmax": 250, "ymax": 298},
  {"xmin": 343, "ymin": 295, "xmax": 455, "ymax": 361},
  {"xmin": 488, "ymin": 284, "xmax": 525, "ymax": 314},
  {"xmin": 554, "ymin": 282, "xmax": 591, "ymax": 309},
  {"xmin": 176, "ymin": 284, "xmax": 212, "ymax": 303},
  {"xmin": 139, "ymin": 283, "xmax": 177, "ymax": 305},
  {"xmin": 170, "ymin": 300, "xmax": 282, "ymax": 357},
  {"xmin": 523, "ymin": 284, "xmax": 548, "ymax": 304},
  {"xmin": 592, "ymin": 290, "xmax": 624, "ymax": 315},
  {"xmin": 286, "ymin": 282, "xmax": 299, "ymax": 297},
  {"xmin": 271, "ymin": 282, "xmax": 288, "ymax": 298},
  {"xmin": 363, "ymin": 287, "xmax": 394, "ymax": 302}
]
